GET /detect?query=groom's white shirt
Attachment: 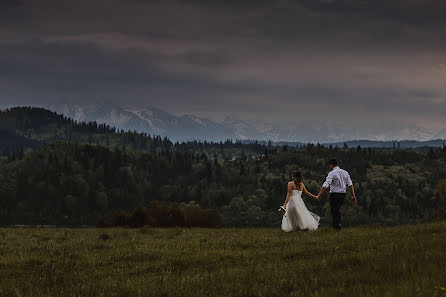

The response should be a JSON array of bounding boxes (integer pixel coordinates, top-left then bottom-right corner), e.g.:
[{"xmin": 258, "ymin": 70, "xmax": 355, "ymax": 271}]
[{"xmin": 322, "ymin": 166, "xmax": 353, "ymax": 193}]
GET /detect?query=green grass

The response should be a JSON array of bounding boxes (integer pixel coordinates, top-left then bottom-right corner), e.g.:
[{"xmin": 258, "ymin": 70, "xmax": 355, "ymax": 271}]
[{"xmin": 1, "ymin": 223, "xmax": 446, "ymax": 297}]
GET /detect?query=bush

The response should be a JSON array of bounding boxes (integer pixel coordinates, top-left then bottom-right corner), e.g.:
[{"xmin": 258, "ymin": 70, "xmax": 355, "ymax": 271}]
[
  {"xmin": 112, "ymin": 211, "xmax": 130, "ymax": 226},
  {"xmin": 96, "ymin": 216, "xmax": 110, "ymax": 228},
  {"xmin": 109, "ymin": 201, "xmax": 224, "ymax": 228},
  {"xmin": 128, "ymin": 206, "xmax": 149, "ymax": 227}
]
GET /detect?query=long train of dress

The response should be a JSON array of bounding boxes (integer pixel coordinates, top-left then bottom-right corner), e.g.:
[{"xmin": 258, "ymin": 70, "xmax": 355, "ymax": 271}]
[{"xmin": 281, "ymin": 190, "xmax": 320, "ymax": 232}]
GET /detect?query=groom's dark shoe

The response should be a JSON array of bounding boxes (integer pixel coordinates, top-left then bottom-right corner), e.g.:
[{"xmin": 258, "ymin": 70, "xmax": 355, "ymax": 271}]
[{"xmin": 332, "ymin": 222, "xmax": 341, "ymax": 231}]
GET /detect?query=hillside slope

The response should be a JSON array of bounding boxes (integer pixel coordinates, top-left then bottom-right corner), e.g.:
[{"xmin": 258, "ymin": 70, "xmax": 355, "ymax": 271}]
[{"xmin": 0, "ymin": 106, "xmax": 266, "ymax": 158}]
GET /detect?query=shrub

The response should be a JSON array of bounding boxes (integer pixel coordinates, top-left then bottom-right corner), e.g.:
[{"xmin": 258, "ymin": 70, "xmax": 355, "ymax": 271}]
[
  {"xmin": 110, "ymin": 201, "xmax": 224, "ymax": 228},
  {"xmin": 113, "ymin": 211, "xmax": 130, "ymax": 226}
]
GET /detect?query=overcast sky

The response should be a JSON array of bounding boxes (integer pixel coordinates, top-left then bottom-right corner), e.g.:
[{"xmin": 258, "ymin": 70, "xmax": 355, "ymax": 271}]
[{"xmin": 1, "ymin": 0, "xmax": 445, "ymax": 137}]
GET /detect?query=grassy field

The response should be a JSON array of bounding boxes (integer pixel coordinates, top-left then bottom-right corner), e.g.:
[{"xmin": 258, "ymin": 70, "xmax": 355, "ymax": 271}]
[{"xmin": 1, "ymin": 223, "xmax": 446, "ymax": 297}]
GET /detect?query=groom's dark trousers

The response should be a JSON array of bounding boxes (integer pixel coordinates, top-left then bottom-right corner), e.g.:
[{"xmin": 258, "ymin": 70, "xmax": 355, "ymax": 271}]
[{"xmin": 330, "ymin": 193, "xmax": 346, "ymax": 230}]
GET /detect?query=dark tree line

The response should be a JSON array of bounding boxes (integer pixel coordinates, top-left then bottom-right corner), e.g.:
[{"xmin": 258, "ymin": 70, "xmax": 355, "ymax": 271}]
[
  {"xmin": 0, "ymin": 107, "xmax": 267, "ymax": 160},
  {"xmin": 1, "ymin": 141, "xmax": 445, "ymax": 227},
  {"xmin": 102, "ymin": 201, "xmax": 224, "ymax": 228},
  {"xmin": 1, "ymin": 107, "xmax": 446, "ymax": 227}
]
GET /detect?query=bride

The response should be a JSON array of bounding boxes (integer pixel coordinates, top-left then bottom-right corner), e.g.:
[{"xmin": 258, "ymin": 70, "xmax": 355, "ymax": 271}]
[{"xmin": 281, "ymin": 171, "xmax": 320, "ymax": 232}]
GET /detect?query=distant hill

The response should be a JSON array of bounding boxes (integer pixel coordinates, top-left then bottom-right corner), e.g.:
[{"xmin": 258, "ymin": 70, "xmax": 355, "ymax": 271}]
[
  {"xmin": 0, "ymin": 106, "xmax": 444, "ymax": 159},
  {"xmin": 0, "ymin": 106, "xmax": 171, "ymax": 157},
  {"xmin": 4, "ymin": 101, "xmax": 445, "ymax": 143},
  {"xmin": 0, "ymin": 130, "xmax": 40, "ymax": 156},
  {"xmin": 242, "ymin": 139, "xmax": 446, "ymax": 149},
  {"xmin": 0, "ymin": 107, "xmax": 267, "ymax": 158},
  {"xmin": 44, "ymin": 102, "xmax": 248, "ymax": 142},
  {"xmin": 325, "ymin": 139, "xmax": 446, "ymax": 149}
]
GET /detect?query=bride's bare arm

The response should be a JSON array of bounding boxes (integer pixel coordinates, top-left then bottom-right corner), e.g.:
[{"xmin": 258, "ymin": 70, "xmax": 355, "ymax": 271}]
[
  {"xmin": 303, "ymin": 183, "xmax": 320, "ymax": 201},
  {"xmin": 283, "ymin": 182, "xmax": 293, "ymax": 208}
]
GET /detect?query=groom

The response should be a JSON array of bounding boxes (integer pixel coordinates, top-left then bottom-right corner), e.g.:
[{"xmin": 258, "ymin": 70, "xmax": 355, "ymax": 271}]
[{"xmin": 317, "ymin": 159, "xmax": 357, "ymax": 230}]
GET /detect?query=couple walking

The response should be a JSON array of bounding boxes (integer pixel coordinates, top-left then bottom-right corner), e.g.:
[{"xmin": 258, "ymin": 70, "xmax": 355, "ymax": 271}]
[{"xmin": 281, "ymin": 159, "xmax": 357, "ymax": 232}]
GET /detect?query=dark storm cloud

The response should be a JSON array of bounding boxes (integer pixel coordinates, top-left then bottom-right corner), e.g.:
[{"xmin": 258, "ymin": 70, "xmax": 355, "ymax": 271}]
[
  {"xmin": 0, "ymin": 0, "xmax": 23, "ymax": 10},
  {"xmin": 300, "ymin": 0, "xmax": 446, "ymax": 24},
  {"xmin": 0, "ymin": 0, "xmax": 445, "ymax": 136}
]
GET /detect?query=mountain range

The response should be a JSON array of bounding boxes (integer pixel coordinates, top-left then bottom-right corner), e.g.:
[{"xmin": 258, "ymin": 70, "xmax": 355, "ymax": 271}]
[
  {"xmin": 1, "ymin": 101, "xmax": 445, "ymax": 144},
  {"xmin": 8, "ymin": 101, "xmax": 271, "ymax": 142}
]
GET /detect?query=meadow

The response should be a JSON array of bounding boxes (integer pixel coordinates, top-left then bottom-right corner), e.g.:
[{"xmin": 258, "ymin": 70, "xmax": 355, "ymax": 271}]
[{"xmin": 1, "ymin": 222, "xmax": 446, "ymax": 297}]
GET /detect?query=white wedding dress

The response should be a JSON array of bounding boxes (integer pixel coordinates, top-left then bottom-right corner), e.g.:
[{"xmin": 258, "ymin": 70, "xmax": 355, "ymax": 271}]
[{"xmin": 282, "ymin": 190, "xmax": 320, "ymax": 232}]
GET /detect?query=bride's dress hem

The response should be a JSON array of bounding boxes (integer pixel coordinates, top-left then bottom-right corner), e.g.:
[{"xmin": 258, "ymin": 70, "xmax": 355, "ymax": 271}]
[{"xmin": 281, "ymin": 190, "xmax": 320, "ymax": 232}]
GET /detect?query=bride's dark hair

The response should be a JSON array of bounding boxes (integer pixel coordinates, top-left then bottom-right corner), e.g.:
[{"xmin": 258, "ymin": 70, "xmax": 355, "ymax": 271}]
[{"xmin": 292, "ymin": 171, "xmax": 302, "ymax": 188}]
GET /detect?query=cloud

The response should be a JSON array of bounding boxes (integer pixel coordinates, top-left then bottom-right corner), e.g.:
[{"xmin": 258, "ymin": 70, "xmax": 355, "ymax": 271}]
[
  {"xmin": 0, "ymin": 0, "xmax": 23, "ymax": 10},
  {"xmin": 0, "ymin": 0, "xmax": 445, "ymax": 138}
]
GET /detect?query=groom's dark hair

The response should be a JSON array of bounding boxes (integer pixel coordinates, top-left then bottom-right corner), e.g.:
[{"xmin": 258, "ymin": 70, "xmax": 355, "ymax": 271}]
[{"xmin": 329, "ymin": 159, "xmax": 338, "ymax": 166}]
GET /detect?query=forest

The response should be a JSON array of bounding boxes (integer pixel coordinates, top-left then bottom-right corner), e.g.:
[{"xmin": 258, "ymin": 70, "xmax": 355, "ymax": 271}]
[{"xmin": 1, "ymin": 107, "xmax": 446, "ymax": 227}]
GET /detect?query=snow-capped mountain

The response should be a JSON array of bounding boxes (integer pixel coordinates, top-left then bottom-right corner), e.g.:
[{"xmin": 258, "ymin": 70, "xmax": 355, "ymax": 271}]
[
  {"xmin": 47, "ymin": 101, "xmax": 152, "ymax": 133},
  {"xmin": 221, "ymin": 116, "xmax": 267, "ymax": 140},
  {"xmin": 434, "ymin": 128, "xmax": 446, "ymax": 140},
  {"xmin": 43, "ymin": 101, "xmax": 237, "ymax": 141},
  {"xmin": 1, "ymin": 101, "xmax": 444, "ymax": 143}
]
